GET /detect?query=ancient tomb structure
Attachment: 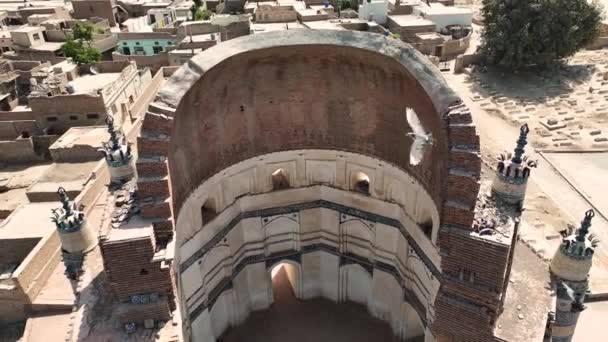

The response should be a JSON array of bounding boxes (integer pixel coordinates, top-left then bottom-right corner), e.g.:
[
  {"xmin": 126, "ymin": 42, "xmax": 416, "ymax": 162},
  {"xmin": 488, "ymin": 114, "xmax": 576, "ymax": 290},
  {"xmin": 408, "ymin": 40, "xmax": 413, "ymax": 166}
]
[
  {"xmin": 99, "ymin": 116, "xmax": 135, "ymax": 183},
  {"xmin": 491, "ymin": 123, "xmax": 537, "ymax": 208},
  {"xmin": 550, "ymin": 210, "xmax": 597, "ymax": 342},
  {"xmin": 130, "ymin": 30, "xmax": 520, "ymax": 341},
  {"xmin": 51, "ymin": 187, "xmax": 97, "ymax": 279}
]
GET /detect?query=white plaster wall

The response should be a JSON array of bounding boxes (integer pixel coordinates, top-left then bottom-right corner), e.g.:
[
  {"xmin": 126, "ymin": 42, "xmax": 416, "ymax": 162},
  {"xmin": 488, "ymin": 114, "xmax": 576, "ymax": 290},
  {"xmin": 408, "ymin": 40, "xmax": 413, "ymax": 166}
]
[
  {"xmin": 370, "ymin": 270, "xmax": 403, "ymax": 330},
  {"xmin": 209, "ymin": 291, "xmax": 233, "ymax": 339},
  {"xmin": 402, "ymin": 301, "xmax": 425, "ymax": 339},
  {"xmin": 177, "ymin": 150, "xmax": 440, "ymax": 253},
  {"xmin": 319, "ymin": 252, "xmax": 340, "ymax": 301},
  {"xmin": 201, "ymin": 245, "xmax": 231, "ymax": 295},
  {"xmin": 176, "ymin": 150, "xmax": 443, "ymax": 341},
  {"xmin": 340, "ymin": 217, "xmax": 374, "ymax": 260},
  {"xmin": 263, "ymin": 214, "xmax": 299, "ymax": 256},
  {"xmin": 244, "ymin": 263, "xmax": 271, "ymax": 311},
  {"xmin": 301, "ymin": 252, "xmax": 321, "ymax": 299},
  {"xmin": 231, "ymin": 268, "xmax": 252, "ymax": 325},
  {"xmin": 190, "ymin": 309, "xmax": 215, "ymax": 342},
  {"xmin": 341, "ymin": 264, "xmax": 371, "ymax": 305}
]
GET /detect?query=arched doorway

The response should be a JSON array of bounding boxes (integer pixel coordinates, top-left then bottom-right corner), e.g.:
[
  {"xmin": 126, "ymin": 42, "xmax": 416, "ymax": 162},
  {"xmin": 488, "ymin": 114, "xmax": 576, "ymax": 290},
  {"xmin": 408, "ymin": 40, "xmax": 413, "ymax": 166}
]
[{"xmin": 268, "ymin": 261, "xmax": 302, "ymax": 305}]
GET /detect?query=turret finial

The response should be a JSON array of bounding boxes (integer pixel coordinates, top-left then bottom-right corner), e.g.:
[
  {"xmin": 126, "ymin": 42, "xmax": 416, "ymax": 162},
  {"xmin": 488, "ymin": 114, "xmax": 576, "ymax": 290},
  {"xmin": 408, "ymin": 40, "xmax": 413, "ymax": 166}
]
[
  {"xmin": 106, "ymin": 116, "xmax": 119, "ymax": 150},
  {"xmin": 577, "ymin": 209, "xmax": 595, "ymax": 242},
  {"xmin": 57, "ymin": 187, "xmax": 71, "ymax": 215},
  {"xmin": 511, "ymin": 124, "xmax": 530, "ymax": 164}
]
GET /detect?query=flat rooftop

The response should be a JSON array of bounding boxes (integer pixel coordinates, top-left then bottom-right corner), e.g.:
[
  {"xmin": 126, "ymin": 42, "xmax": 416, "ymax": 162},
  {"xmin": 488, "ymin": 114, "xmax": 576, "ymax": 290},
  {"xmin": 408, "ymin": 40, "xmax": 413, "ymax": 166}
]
[
  {"xmin": 421, "ymin": 3, "xmax": 472, "ymax": 15},
  {"xmin": 494, "ymin": 242, "xmax": 553, "ymax": 341},
  {"xmin": 68, "ymin": 73, "xmax": 121, "ymax": 94},
  {"xmin": 303, "ymin": 20, "xmax": 345, "ymax": 30},
  {"xmin": 30, "ymin": 42, "xmax": 63, "ymax": 51},
  {"xmin": 181, "ymin": 33, "xmax": 219, "ymax": 43},
  {"xmin": 0, "ymin": 202, "xmax": 58, "ymax": 239},
  {"xmin": 0, "ymin": 1, "xmax": 69, "ymax": 11},
  {"xmin": 250, "ymin": 22, "xmax": 307, "ymax": 33},
  {"xmin": 10, "ymin": 25, "xmax": 45, "ymax": 33},
  {"xmin": 388, "ymin": 15, "xmax": 435, "ymax": 27},
  {"xmin": 50, "ymin": 126, "xmax": 108, "ymax": 150}
]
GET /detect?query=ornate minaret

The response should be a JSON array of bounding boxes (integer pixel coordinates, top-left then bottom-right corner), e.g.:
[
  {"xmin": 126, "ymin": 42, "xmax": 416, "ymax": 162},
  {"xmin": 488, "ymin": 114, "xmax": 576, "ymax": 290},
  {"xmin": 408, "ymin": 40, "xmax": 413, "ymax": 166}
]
[
  {"xmin": 550, "ymin": 210, "xmax": 598, "ymax": 342},
  {"xmin": 99, "ymin": 116, "xmax": 135, "ymax": 183},
  {"xmin": 51, "ymin": 187, "xmax": 97, "ymax": 279},
  {"xmin": 491, "ymin": 123, "xmax": 537, "ymax": 208}
]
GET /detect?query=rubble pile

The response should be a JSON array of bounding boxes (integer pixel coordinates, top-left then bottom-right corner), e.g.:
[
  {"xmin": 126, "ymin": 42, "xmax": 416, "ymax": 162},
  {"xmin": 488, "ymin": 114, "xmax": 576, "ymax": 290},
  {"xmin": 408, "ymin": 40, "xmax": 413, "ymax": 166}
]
[{"xmin": 110, "ymin": 181, "xmax": 140, "ymax": 228}]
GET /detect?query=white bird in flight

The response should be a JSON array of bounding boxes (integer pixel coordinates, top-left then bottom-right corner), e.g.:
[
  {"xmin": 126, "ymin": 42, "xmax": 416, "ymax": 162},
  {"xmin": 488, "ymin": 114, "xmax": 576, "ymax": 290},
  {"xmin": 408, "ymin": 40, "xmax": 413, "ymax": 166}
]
[{"xmin": 406, "ymin": 107, "xmax": 433, "ymax": 165}]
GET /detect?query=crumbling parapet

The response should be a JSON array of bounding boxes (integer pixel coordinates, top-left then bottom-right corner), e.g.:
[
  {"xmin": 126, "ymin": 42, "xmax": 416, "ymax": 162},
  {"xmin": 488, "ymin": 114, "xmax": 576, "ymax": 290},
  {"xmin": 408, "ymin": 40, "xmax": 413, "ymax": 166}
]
[
  {"xmin": 491, "ymin": 123, "xmax": 537, "ymax": 208},
  {"xmin": 99, "ymin": 116, "xmax": 135, "ymax": 183},
  {"xmin": 51, "ymin": 187, "xmax": 97, "ymax": 279},
  {"xmin": 549, "ymin": 210, "xmax": 598, "ymax": 342}
]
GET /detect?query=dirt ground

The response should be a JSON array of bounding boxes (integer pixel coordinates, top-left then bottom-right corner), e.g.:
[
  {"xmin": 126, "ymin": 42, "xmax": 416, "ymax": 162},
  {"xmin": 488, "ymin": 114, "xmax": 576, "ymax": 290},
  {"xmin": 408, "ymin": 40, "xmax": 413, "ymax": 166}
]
[{"xmin": 444, "ymin": 46, "xmax": 608, "ymax": 294}]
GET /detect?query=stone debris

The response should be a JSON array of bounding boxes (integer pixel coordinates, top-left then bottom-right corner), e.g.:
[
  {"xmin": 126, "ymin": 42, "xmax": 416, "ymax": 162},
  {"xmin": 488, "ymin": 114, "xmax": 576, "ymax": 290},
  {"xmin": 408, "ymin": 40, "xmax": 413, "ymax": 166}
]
[
  {"xmin": 110, "ymin": 182, "xmax": 140, "ymax": 228},
  {"xmin": 473, "ymin": 192, "xmax": 513, "ymax": 237}
]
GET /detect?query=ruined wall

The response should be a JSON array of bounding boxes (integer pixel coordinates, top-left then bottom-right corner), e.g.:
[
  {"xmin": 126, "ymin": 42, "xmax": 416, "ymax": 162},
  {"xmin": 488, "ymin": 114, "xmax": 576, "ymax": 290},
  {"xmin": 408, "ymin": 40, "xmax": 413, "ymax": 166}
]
[
  {"xmin": 100, "ymin": 231, "xmax": 176, "ymax": 309},
  {"xmin": 138, "ymin": 30, "xmax": 485, "ymax": 342},
  {"xmin": 0, "ymin": 120, "xmax": 38, "ymax": 140},
  {"xmin": 0, "ymin": 137, "xmax": 43, "ymax": 163},
  {"xmin": 112, "ymin": 52, "xmax": 169, "ymax": 74},
  {"xmin": 29, "ymin": 94, "xmax": 107, "ymax": 117},
  {"xmin": 13, "ymin": 231, "xmax": 61, "ymax": 300},
  {"xmin": 72, "ymin": 0, "xmax": 117, "ymax": 26},
  {"xmin": 164, "ymin": 43, "xmax": 451, "ymax": 216}
]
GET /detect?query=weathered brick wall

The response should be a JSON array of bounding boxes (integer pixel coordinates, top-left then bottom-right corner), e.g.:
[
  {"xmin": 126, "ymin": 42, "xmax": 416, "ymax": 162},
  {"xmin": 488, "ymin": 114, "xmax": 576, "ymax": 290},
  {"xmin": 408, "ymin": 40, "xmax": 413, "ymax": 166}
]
[
  {"xmin": 432, "ymin": 101, "xmax": 513, "ymax": 342},
  {"xmin": 100, "ymin": 233, "xmax": 175, "ymax": 311},
  {"xmin": 72, "ymin": 0, "xmax": 117, "ymax": 26},
  {"xmin": 134, "ymin": 31, "xmax": 519, "ymax": 341},
  {"xmin": 115, "ymin": 297, "xmax": 172, "ymax": 324},
  {"xmin": 434, "ymin": 292, "xmax": 496, "ymax": 342},
  {"xmin": 163, "ymin": 45, "xmax": 450, "ymax": 216}
]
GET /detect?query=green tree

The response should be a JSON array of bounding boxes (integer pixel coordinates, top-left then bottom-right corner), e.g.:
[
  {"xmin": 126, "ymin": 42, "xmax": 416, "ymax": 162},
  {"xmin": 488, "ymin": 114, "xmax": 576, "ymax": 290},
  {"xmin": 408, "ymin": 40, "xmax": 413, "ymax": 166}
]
[
  {"xmin": 60, "ymin": 39, "xmax": 101, "ymax": 65},
  {"xmin": 72, "ymin": 21, "xmax": 94, "ymax": 41},
  {"xmin": 195, "ymin": 7, "xmax": 212, "ymax": 20},
  {"xmin": 479, "ymin": 0, "xmax": 603, "ymax": 70},
  {"xmin": 61, "ymin": 21, "xmax": 101, "ymax": 65}
]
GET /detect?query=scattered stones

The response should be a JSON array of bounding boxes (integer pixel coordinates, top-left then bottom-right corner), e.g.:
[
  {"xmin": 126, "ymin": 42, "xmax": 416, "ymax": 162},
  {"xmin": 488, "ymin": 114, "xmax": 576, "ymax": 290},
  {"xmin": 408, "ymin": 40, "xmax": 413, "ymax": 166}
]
[
  {"xmin": 541, "ymin": 119, "xmax": 567, "ymax": 131},
  {"xmin": 518, "ymin": 313, "xmax": 525, "ymax": 320}
]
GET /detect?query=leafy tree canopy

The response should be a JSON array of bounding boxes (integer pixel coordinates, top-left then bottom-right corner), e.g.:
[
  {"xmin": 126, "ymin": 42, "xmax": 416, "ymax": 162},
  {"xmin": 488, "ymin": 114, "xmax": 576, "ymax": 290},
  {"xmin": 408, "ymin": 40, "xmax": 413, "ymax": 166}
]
[
  {"xmin": 61, "ymin": 21, "xmax": 101, "ymax": 65},
  {"xmin": 72, "ymin": 21, "xmax": 95, "ymax": 42},
  {"xmin": 195, "ymin": 7, "xmax": 212, "ymax": 21},
  {"xmin": 61, "ymin": 39, "xmax": 101, "ymax": 65},
  {"xmin": 479, "ymin": 0, "xmax": 603, "ymax": 70}
]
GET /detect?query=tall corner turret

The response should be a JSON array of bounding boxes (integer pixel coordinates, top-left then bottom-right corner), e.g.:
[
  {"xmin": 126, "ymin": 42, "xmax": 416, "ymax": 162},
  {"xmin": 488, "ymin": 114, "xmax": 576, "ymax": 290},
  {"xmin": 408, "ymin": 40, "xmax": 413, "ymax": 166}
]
[
  {"xmin": 491, "ymin": 123, "xmax": 537, "ymax": 208},
  {"xmin": 51, "ymin": 187, "xmax": 97, "ymax": 279},
  {"xmin": 99, "ymin": 116, "xmax": 135, "ymax": 183},
  {"xmin": 549, "ymin": 209, "xmax": 598, "ymax": 342}
]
